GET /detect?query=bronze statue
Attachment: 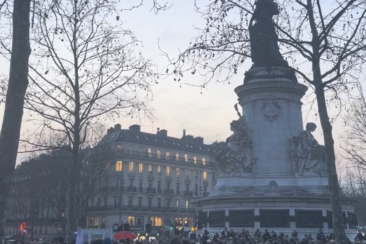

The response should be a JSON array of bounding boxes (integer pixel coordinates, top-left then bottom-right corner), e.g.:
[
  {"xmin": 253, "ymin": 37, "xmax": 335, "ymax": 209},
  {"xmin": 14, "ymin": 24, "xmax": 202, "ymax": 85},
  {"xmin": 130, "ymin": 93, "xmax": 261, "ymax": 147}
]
[{"xmin": 249, "ymin": 0, "xmax": 288, "ymax": 67}]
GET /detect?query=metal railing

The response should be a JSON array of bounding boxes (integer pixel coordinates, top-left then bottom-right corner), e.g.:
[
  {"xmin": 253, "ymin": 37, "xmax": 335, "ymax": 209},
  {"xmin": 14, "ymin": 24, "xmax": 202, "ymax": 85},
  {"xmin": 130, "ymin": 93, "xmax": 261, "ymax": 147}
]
[{"xmin": 106, "ymin": 149, "xmax": 215, "ymax": 166}]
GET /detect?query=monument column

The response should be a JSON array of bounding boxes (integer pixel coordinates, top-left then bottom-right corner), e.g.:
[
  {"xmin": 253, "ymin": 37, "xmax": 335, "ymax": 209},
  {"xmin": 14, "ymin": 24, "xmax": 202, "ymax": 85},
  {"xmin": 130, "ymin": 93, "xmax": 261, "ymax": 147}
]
[{"xmin": 235, "ymin": 74, "xmax": 307, "ymax": 176}]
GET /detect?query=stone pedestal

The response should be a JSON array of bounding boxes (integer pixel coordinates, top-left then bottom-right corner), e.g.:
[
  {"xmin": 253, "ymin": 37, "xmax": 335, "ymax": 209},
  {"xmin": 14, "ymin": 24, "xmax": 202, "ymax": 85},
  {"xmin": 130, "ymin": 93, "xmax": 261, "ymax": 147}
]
[{"xmin": 194, "ymin": 67, "xmax": 357, "ymax": 238}]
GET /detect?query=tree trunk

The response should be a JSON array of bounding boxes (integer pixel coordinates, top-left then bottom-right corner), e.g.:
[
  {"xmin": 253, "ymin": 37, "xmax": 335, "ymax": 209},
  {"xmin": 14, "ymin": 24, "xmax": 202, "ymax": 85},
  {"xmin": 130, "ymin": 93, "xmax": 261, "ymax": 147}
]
[
  {"xmin": 0, "ymin": 1, "xmax": 31, "ymax": 244},
  {"xmin": 316, "ymin": 84, "xmax": 347, "ymax": 243}
]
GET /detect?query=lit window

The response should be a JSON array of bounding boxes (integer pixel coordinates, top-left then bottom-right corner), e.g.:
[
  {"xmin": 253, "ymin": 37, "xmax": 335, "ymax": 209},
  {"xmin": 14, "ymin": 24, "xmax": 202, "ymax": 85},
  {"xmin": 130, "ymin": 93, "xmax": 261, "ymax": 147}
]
[
  {"xmin": 157, "ymin": 165, "xmax": 162, "ymax": 174},
  {"xmin": 139, "ymin": 163, "xmax": 144, "ymax": 173},
  {"xmin": 203, "ymin": 171, "xmax": 207, "ymax": 180},
  {"xmin": 129, "ymin": 162, "xmax": 134, "ymax": 172},
  {"xmin": 116, "ymin": 161, "xmax": 122, "ymax": 172},
  {"xmin": 176, "ymin": 168, "xmax": 180, "ymax": 177},
  {"xmin": 202, "ymin": 157, "xmax": 206, "ymax": 165},
  {"xmin": 175, "ymin": 153, "xmax": 179, "ymax": 161},
  {"xmin": 166, "ymin": 152, "xmax": 170, "ymax": 160},
  {"xmin": 151, "ymin": 217, "xmax": 162, "ymax": 226},
  {"xmin": 157, "ymin": 150, "xmax": 161, "ymax": 159},
  {"xmin": 148, "ymin": 164, "xmax": 153, "ymax": 173},
  {"xmin": 184, "ymin": 154, "xmax": 188, "ymax": 162},
  {"xmin": 176, "ymin": 199, "xmax": 179, "ymax": 208},
  {"xmin": 166, "ymin": 166, "xmax": 171, "ymax": 176},
  {"xmin": 128, "ymin": 216, "xmax": 134, "ymax": 225},
  {"xmin": 193, "ymin": 156, "xmax": 197, "ymax": 164},
  {"xmin": 147, "ymin": 148, "xmax": 152, "ymax": 157},
  {"xmin": 185, "ymin": 200, "xmax": 189, "ymax": 209}
]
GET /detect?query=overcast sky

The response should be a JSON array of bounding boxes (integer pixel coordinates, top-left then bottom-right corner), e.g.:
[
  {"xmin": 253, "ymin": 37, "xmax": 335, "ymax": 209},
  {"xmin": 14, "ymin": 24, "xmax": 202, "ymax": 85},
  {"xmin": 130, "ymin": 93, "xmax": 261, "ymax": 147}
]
[{"xmin": 0, "ymin": 0, "xmax": 350, "ymax": 164}]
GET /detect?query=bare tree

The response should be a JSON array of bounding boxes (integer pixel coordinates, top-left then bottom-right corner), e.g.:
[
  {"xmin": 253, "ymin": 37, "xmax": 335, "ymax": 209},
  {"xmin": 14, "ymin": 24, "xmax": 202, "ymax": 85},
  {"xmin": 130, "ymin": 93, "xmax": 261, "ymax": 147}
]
[
  {"xmin": 17, "ymin": 1, "xmax": 166, "ymax": 242},
  {"xmin": 0, "ymin": 1, "xmax": 31, "ymax": 244},
  {"xmin": 163, "ymin": 0, "xmax": 366, "ymax": 242},
  {"xmin": 342, "ymin": 99, "xmax": 366, "ymax": 169}
]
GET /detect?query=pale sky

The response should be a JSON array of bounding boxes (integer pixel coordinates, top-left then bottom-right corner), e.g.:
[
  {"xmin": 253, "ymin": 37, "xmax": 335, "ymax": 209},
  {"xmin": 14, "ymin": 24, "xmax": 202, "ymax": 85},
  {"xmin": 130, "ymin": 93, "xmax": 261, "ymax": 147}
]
[{"xmin": 0, "ymin": 0, "xmax": 350, "ymax": 164}]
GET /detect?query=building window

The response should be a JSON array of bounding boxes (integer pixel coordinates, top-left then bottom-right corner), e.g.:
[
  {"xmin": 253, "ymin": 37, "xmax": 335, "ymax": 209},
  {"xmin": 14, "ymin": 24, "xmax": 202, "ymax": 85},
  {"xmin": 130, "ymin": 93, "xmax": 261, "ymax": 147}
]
[
  {"xmin": 148, "ymin": 198, "xmax": 152, "ymax": 209},
  {"xmin": 158, "ymin": 198, "xmax": 161, "ymax": 208},
  {"xmin": 129, "ymin": 162, "xmax": 134, "ymax": 172},
  {"xmin": 176, "ymin": 168, "xmax": 180, "ymax": 177},
  {"xmin": 166, "ymin": 166, "xmax": 171, "ymax": 176},
  {"xmin": 114, "ymin": 196, "xmax": 121, "ymax": 208},
  {"xmin": 186, "ymin": 184, "xmax": 189, "ymax": 192},
  {"xmin": 157, "ymin": 181, "xmax": 161, "ymax": 191},
  {"xmin": 166, "ymin": 199, "xmax": 170, "ymax": 208},
  {"xmin": 185, "ymin": 200, "xmax": 189, "ymax": 209},
  {"xmin": 204, "ymin": 186, "xmax": 207, "ymax": 195},
  {"xmin": 167, "ymin": 183, "xmax": 171, "ymax": 190},
  {"xmin": 138, "ymin": 197, "xmax": 142, "ymax": 208},
  {"xmin": 139, "ymin": 163, "xmax": 144, "ymax": 173},
  {"xmin": 176, "ymin": 183, "xmax": 180, "ymax": 193},
  {"xmin": 166, "ymin": 152, "xmax": 170, "ymax": 160},
  {"xmin": 148, "ymin": 180, "xmax": 152, "ymax": 189},
  {"xmin": 175, "ymin": 153, "xmax": 179, "ymax": 161},
  {"xmin": 129, "ymin": 146, "xmax": 134, "ymax": 155},
  {"xmin": 157, "ymin": 150, "xmax": 161, "ymax": 159},
  {"xmin": 139, "ymin": 179, "xmax": 143, "ymax": 189},
  {"xmin": 202, "ymin": 157, "xmax": 206, "ymax": 165},
  {"xmin": 176, "ymin": 199, "xmax": 179, "ymax": 208},
  {"xmin": 89, "ymin": 217, "xmax": 98, "ymax": 226},
  {"xmin": 195, "ymin": 185, "xmax": 198, "ymax": 195},
  {"xmin": 148, "ymin": 164, "xmax": 153, "ymax": 173},
  {"xmin": 157, "ymin": 165, "xmax": 162, "ymax": 174},
  {"xmin": 128, "ymin": 197, "xmax": 133, "ymax": 207},
  {"xmin": 151, "ymin": 217, "xmax": 162, "ymax": 226},
  {"xmin": 136, "ymin": 217, "xmax": 143, "ymax": 226},
  {"xmin": 185, "ymin": 169, "xmax": 190, "ymax": 177},
  {"xmin": 128, "ymin": 216, "xmax": 134, "ymax": 226},
  {"xmin": 117, "ymin": 145, "xmax": 123, "ymax": 153},
  {"xmin": 139, "ymin": 147, "xmax": 144, "ymax": 156},
  {"xmin": 90, "ymin": 197, "xmax": 94, "ymax": 206},
  {"xmin": 129, "ymin": 178, "xmax": 133, "ymax": 187},
  {"xmin": 115, "ymin": 178, "xmax": 121, "ymax": 188},
  {"xmin": 184, "ymin": 154, "xmax": 188, "ymax": 162},
  {"xmin": 148, "ymin": 148, "xmax": 152, "ymax": 157},
  {"xmin": 193, "ymin": 156, "xmax": 197, "ymax": 164},
  {"xmin": 203, "ymin": 171, "xmax": 207, "ymax": 180},
  {"xmin": 116, "ymin": 161, "xmax": 122, "ymax": 172},
  {"xmin": 195, "ymin": 170, "xmax": 198, "ymax": 178},
  {"xmin": 106, "ymin": 162, "xmax": 110, "ymax": 170}
]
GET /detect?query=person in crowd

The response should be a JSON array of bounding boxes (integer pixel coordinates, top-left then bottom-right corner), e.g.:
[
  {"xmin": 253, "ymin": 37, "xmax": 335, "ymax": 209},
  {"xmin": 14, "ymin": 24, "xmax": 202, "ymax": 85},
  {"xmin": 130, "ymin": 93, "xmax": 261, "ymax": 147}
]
[
  {"xmin": 254, "ymin": 229, "xmax": 261, "ymax": 241},
  {"xmin": 221, "ymin": 228, "xmax": 229, "ymax": 238},
  {"xmin": 262, "ymin": 230, "xmax": 271, "ymax": 242},
  {"xmin": 291, "ymin": 230, "xmax": 299, "ymax": 242},
  {"xmin": 316, "ymin": 229, "xmax": 326, "ymax": 244}
]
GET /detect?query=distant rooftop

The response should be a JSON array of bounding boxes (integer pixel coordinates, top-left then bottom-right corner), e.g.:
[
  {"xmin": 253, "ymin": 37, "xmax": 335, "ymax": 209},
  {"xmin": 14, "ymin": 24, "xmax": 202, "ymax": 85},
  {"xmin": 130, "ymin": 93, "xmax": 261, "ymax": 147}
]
[{"xmin": 98, "ymin": 124, "xmax": 219, "ymax": 155}]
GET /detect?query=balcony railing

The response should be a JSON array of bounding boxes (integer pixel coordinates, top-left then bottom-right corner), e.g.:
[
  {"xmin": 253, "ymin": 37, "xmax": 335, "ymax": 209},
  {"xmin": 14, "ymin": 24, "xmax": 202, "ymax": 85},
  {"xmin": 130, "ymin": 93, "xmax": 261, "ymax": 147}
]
[
  {"xmin": 87, "ymin": 204, "xmax": 195, "ymax": 213},
  {"xmin": 164, "ymin": 189, "xmax": 174, "ymax": 195},
  {"xmin": 184, "ymin": 191, "xmax": 193, "ymax": 196},
  {"xmin": 106, "ymin": 149, "xmax": 216, "ymax": 166}
]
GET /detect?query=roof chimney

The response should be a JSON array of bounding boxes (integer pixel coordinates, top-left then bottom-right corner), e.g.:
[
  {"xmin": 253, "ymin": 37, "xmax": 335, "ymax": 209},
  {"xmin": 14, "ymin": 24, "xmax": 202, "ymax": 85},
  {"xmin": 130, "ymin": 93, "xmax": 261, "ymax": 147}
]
[
  {"xmin": 129, "ymin": 124, "xmax": 141, "ymax": 132},
  {"xmin": 157, "ymin": 129, "xmax": 167, "ymax": 137},
  {"xmin": 114, "ymin": 124, "xmax": 121, "ymax": 131},
  {"xmin": 107, "ymin": 127, "xmax": 114, "ymax": 134},
  {"xmin": 194, "ymin": 136, "xmax": 204, "ymax": 144}
]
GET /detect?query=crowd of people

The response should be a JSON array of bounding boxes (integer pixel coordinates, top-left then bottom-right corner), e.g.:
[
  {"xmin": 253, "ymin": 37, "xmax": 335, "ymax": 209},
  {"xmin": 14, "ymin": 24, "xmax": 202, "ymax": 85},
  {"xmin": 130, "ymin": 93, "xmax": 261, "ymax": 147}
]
[{"xmin": 178, "ymin": 228, "xmax": 360, "ymax": 244}]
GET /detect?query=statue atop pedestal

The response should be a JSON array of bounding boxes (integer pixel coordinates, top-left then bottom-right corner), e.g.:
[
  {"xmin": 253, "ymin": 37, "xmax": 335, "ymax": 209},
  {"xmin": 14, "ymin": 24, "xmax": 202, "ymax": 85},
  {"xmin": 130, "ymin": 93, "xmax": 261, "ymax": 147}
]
[
  {"xmin": 215, "ymin": 105, "xmax": 256, "ymax": 174},
  {"xmin": 244, "ymin": 0, "xmax": 297, "ymax": 83},
  {"xmin": 249, "ymin": 0, "xmax": 287, "ymax": 67},
  {"xmin": 289, "ymin": 123, "xmax": 327, "ymax": 176}
]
